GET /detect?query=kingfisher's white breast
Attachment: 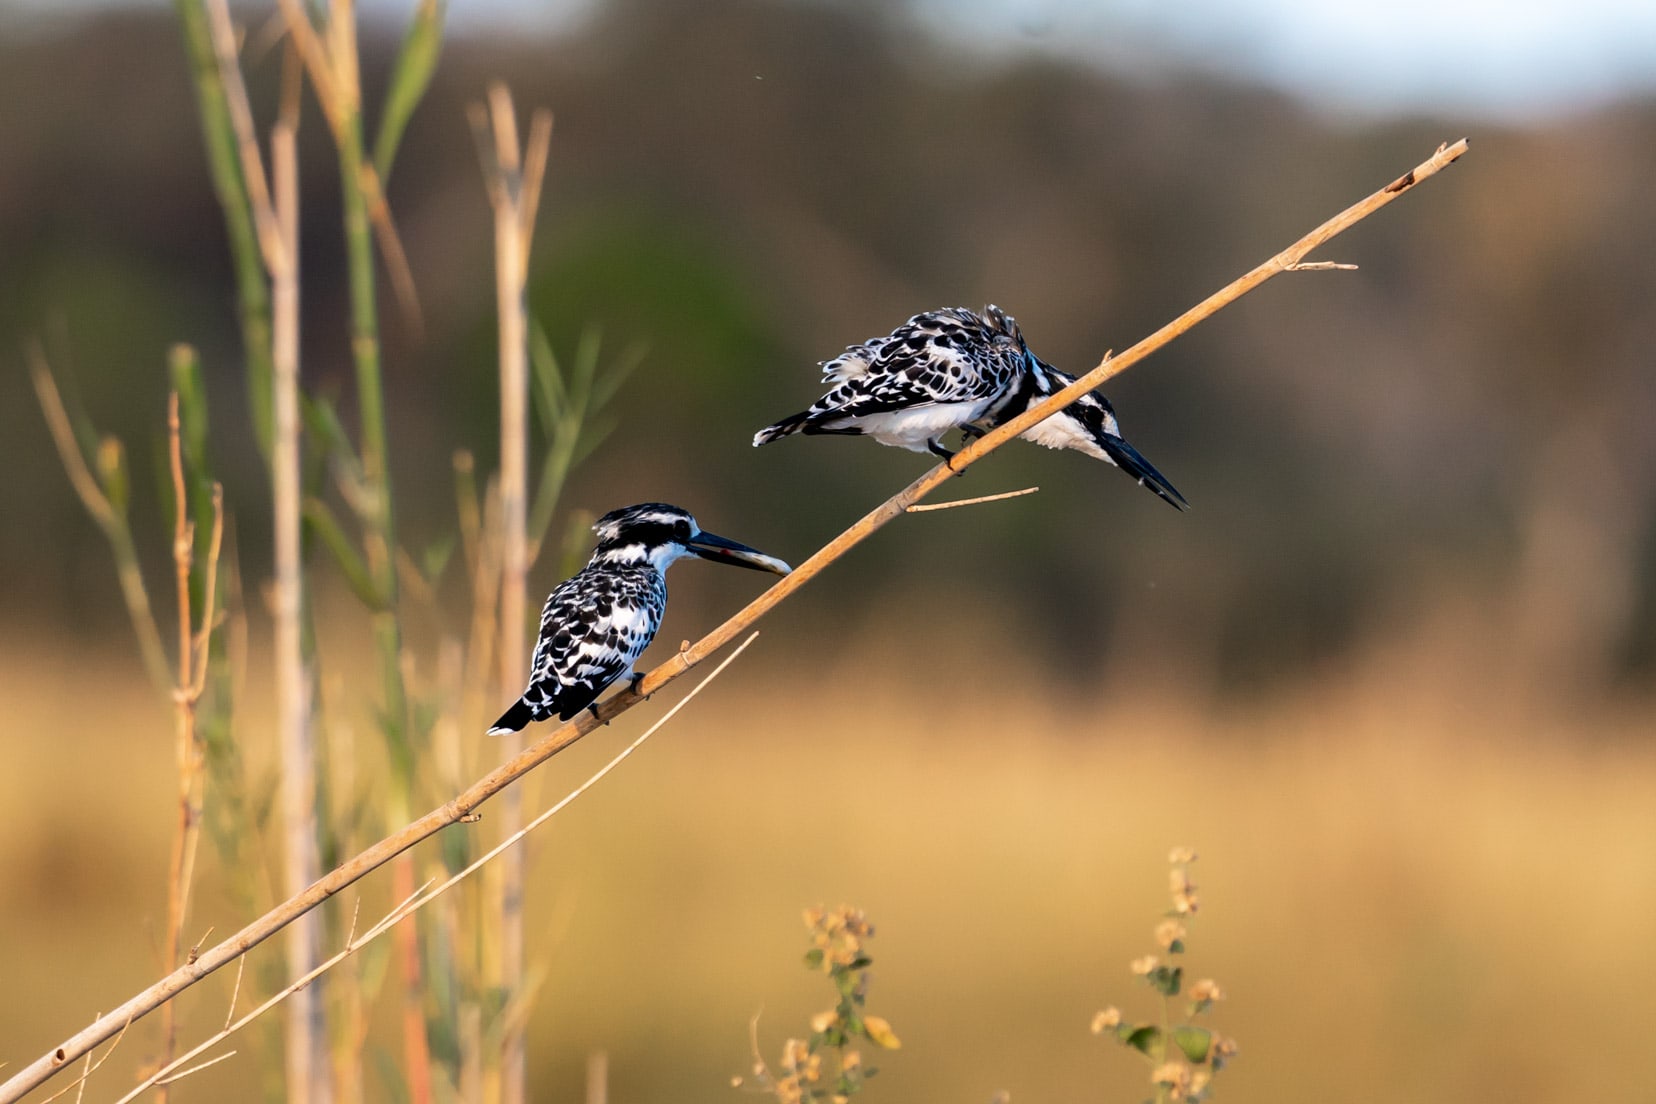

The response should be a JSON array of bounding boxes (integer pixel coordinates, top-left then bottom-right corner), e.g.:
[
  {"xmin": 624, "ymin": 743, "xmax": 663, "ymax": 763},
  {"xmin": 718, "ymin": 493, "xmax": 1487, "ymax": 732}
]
[
  {"xmin": 1020, "ymin": 412, "xmax": 1111, "ymax": 463},
  {"xmin": 840, "ymin": 401, "xmax": 997, "ymax": 452}
]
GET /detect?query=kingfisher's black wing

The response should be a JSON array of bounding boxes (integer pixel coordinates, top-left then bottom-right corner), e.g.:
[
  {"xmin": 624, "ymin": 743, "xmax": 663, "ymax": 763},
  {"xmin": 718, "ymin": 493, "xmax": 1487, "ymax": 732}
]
[
  {"xmin": 820, "ymin": 308, "xmax": 1020, "ymax": 411},
  {"xmin": 518, "ymin": 565, "xmax": 666, "ymax": 723},
  {"xmin": 756, "ymin": 308, "xmax": 1027, "ymax": 445}
]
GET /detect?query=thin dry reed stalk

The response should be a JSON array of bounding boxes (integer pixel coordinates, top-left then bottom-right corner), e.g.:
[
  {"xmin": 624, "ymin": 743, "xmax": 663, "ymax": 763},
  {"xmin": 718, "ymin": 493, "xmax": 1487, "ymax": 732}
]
[
  {"xmin": 0, "ymin": 137, "xmax": 1468, "ymax": 1104},
  {"xmin": 473, "ymin": 82, "xmax": 554, "ymax": 1104},
  {"xmin": 905, "ymin": 486, "xmax": 1039, "ymax": 512},
  {"xmin": 585, "ymin": 1051, "xmax": 608, "ymax": 1104},
  {"xmin": 274, "ymin": 2, "xmax": 434, "ymax": 1097},
  {"xmin": 273, "ymin": 100, "xmax": 329, "ymax": 1104},
  {"xmin": 202, "ymin": 2, "xmax": 329, "ymax": 1092},
  {"xmin": 157, "ymin": 394, "xmax": 225, "ymax": 1102}
]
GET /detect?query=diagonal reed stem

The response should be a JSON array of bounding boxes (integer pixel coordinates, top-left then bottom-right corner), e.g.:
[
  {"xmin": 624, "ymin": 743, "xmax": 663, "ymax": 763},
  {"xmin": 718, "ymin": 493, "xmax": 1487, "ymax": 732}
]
[
  {"xmin": 111, "ymin": 634, "xmax": 761, "ymax": 1104},
  {"xmin": 0, "ymin": 137, "xmax": 1467, "ymax": 1104}
]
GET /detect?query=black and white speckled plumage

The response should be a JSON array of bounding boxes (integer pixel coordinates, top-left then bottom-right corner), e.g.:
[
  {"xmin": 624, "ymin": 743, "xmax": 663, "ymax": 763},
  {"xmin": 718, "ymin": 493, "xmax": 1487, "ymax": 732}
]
[
  {"xmin": 753, "ymin": 305, "xmax": 1028, "ymax": 461},
  {"xmin": 755, "ymin": 304, "xmax": 1186, "ymax": 508},
  {"xmin": 488, "ymin": 504, "xmax": 790, "ymax": 734}
]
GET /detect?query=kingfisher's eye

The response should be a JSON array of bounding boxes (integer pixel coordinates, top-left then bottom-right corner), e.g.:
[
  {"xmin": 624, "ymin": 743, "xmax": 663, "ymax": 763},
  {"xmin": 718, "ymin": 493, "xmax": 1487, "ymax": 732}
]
[{"xmin": 675, "ymin": 520, "xmax": 692, "ymax": 540}]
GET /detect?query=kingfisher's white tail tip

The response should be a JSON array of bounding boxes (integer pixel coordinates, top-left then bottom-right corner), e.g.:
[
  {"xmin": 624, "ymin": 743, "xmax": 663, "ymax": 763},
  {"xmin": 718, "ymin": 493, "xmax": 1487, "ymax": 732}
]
[
  {"xmin": 753, "ymin": 411, "xmax": 810, "ymax": 447},
  {"xmin": 487, "ymin": 698, "xmax": 533, "ymax": 735}
]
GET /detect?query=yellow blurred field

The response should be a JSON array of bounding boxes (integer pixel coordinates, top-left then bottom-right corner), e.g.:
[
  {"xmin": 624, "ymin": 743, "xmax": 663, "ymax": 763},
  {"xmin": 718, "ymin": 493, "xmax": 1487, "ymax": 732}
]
[{"xmin": 3, "ymin": 627, "xmax": 1652, "ymax": 1103}]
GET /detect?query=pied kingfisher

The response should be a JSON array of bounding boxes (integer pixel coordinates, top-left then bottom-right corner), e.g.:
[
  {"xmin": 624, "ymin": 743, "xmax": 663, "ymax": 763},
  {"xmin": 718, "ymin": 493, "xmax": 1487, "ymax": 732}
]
[
  {"xmin": 753, "ymin": 305, "xmax": 1186, "ymax": 508},
  {"xmin": 488, "ymin": 503, "xmax": 791, "ymax": 734}
]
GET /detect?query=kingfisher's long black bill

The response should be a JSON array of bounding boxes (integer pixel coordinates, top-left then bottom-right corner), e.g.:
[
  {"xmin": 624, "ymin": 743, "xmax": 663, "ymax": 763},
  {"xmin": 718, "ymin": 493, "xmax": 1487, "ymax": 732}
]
[
  {"xmin": 687, "ymin": 530, "xmax": 793, "ymax": 575},
  {"xmin": 1101, "ymin": 436, "xmax": 1189, "ymax": 511}
]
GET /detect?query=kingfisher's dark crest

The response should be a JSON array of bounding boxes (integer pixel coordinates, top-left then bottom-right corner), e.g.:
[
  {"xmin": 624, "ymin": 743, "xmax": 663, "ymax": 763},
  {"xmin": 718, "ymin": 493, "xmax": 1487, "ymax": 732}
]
[
  {"xmin": 754, "ymin": 305, "xmax": 1186, "ymax": 508},
  {"xmin": 488, "ymin": 504, "xmax": 790, "ymax": 735}
]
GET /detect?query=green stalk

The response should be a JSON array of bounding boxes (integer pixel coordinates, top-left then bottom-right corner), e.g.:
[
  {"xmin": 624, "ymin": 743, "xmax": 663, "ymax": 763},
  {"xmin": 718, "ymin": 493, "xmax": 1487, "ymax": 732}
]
[
  {"xmin": 172, "ymin": 0, "xmax": 275, "ymax": 457},
  {"xmin": 373, "ymin": 0, "xmax": 445, "ymax": 185},
  {"xmin": 332, "ymin": 65, "xmax": 411, "ymax": 782},
  {"xmin": 340, "ymin": 143, "xmax": 391, "ymax": 539},
  {"xmin": 173, "ymin": 0, "xmax": 300, "ymax": 1063},
  {"xmin": 169, "ymin": 346, "xmax": 219, "ymax": 610}
]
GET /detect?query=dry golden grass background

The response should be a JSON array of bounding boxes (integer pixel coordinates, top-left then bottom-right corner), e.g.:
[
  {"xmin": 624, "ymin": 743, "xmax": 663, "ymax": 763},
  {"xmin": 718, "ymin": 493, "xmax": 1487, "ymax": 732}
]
[{"xmin": 4, "ymin": 603, "xmax": 1652, "ymax": 1103}]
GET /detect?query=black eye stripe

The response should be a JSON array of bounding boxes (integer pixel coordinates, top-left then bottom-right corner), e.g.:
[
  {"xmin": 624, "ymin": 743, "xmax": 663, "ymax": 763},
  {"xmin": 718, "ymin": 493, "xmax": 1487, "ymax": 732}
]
[{"xmin": 607, "ymin": 521, "xmax": 684, "ymax": 548}]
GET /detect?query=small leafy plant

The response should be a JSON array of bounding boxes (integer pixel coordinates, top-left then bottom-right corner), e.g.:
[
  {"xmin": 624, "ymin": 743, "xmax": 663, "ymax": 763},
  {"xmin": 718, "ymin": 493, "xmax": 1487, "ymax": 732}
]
[
  {"xmin": 739, "ymin": 906, "xmax": 902, "ymax": 1103},
  {"xmin": 1091, "ymin": 849, "xmax": 1239, "ymax": 1103}
]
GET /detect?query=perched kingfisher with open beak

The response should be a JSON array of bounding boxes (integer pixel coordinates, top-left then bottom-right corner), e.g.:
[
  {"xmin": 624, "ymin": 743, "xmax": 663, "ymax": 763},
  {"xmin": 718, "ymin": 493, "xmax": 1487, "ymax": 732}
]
[
  {"xmin": 754, "ymin": 304, "xmax": 1185, "ymax": 508},
  {"xmin": 488, "ymin": 503, "xmax": 791, "ymax": 734}
]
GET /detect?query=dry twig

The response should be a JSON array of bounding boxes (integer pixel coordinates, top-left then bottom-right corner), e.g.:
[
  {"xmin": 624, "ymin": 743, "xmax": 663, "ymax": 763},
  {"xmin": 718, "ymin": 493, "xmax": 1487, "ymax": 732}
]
[
  {"xmin": 905, "ymin": 487, "xmax": 1039, "ymax": 512},
  {"xmin": 153, "ymin": 1051, "xmax": 237, "ymax": 1087},
  {"xmin": 0, "ymin": 137, "xmax": 1467, "ymax": 1104},
  {"xmin": 159, "ymin": 392, "xmax": 225, "ymax": 1100}
]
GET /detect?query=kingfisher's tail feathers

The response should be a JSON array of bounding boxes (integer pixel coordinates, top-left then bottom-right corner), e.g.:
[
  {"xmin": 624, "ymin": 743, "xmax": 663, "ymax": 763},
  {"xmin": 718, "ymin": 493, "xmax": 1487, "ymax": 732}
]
[
  {"xmin": 555, "ymin": 685, "xmax": 605, "ymax": 722},
  {"xmin": 486, "ymin": 698, "xmax": 535, "ymax": 735},
  {"xmin": 1099, "ymin": 435, "xmax": 1189, "ymax": 511},
  {"xmin": 753, "ymin": 411, "xmax": 812, "ymax": 447},
  {"xmin": 490, "ymin": 682, "xmax": 607, "ymax": 731}
]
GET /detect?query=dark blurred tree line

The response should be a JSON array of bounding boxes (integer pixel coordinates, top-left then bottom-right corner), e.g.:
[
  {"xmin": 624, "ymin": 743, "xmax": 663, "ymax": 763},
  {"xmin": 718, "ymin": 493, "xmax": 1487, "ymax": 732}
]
[{"xmin": 2, "ymin": 0, "xmax": 1653, "ymax": 701}]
